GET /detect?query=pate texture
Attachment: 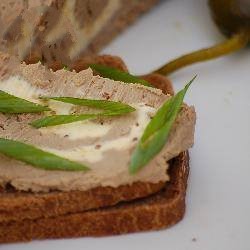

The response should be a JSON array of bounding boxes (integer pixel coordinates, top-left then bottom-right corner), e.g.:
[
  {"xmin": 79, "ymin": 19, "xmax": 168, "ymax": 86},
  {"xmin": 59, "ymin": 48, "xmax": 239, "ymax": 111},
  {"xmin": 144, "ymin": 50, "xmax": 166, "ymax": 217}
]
[{"xmin": 0, "ymin": 52, "xmax": 196, "ymax": 192}]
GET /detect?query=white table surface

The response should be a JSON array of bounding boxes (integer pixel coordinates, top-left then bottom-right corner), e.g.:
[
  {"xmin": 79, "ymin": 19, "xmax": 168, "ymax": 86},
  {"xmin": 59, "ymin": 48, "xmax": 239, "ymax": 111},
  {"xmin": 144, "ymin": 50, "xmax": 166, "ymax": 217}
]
[{"xmin": 2, "ymin": 0, "xmax": 250, "ymax": 249}]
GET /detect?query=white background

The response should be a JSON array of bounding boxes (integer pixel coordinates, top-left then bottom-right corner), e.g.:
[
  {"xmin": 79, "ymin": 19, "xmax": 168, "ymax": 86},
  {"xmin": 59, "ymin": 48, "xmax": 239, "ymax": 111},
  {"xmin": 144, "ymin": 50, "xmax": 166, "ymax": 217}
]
[{"xmin": 3, "ymin": 0, "xmax": 250, "ymax": 249}]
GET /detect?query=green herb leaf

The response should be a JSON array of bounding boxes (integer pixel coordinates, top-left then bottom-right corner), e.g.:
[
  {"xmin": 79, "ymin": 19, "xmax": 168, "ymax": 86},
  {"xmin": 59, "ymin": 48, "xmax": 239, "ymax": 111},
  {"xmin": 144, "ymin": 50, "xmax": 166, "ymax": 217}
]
[
  {"xmin": 30, "ymin": 114, "xmax": 98, "ymax": 128},
  {"xmin": 42, "ymin": 97, "xmax": 135, "ymax": 114},
  {"xmin": 0, "ymin": 90, "xmax": 50, "ymax": 113},
  {"xmin": 90, "ymin": 64, "xmax": 152, "ymax": 87},
  {"xmin": 63, "ymin": 65, "xmax": 69, "ymax": 71},
  {"xmin": 32, "ymin": 97, "xmax": 136, "ymax": 128},
  {"xmin": 0, "ymin": 138, "xmax": 89, "ymax": 171},
  {"xmin": 129, "ymin": 76, "xmax": 196, "ymax": 174}
]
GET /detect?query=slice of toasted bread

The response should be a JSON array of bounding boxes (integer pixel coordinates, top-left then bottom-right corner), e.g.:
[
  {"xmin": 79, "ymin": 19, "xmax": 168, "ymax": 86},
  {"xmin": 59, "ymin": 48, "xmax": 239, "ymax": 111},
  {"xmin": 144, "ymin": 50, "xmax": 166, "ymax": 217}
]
[
  {"xmin": 0, "ymin": 181, "xmax": 165, "ymax": 224},
  {"xmin": 0, "ymin": 55, "xmax": 189, "ymax": 243},
  {"xmin": 0, "ymin": 152, "xmax": 189, "ymax": 243}
]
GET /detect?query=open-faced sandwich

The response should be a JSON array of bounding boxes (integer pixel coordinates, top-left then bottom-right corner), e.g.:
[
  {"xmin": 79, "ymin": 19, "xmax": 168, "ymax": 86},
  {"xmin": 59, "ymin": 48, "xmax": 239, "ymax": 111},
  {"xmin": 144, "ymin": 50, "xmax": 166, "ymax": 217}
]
[{"xmin": 0, "ymin": 52, "xmax": 196, "ymax": 243}]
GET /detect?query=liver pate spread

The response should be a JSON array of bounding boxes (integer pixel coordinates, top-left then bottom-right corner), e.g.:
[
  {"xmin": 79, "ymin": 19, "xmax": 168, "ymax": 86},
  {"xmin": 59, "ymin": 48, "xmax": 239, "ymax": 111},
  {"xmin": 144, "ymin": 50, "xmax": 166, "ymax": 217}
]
[
  {"xmin": 0, "ymin": 52, "xmax": 196, "ymax": 192},
  {"xmin": 0, "ymin": 0, "xmax": 160, "ymax": 65}
]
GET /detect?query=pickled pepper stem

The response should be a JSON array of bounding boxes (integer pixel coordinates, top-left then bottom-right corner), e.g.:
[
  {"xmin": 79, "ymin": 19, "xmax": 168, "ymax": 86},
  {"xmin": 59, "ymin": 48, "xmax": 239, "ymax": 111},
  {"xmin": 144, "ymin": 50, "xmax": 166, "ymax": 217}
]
[{"xmin": 153, "ymin": 29, "xmax": 250, "ymax": 76}]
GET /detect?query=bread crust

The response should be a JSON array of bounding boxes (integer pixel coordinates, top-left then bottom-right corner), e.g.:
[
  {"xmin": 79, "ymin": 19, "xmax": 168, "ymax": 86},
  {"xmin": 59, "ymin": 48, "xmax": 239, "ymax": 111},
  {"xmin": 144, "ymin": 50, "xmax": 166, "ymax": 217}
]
[
  {"xmin": 0, "ymin": 182, "xmax": 165, "ymax": 223},
  {"xmin": 0, "ymin": 55, "xmax": 190, "ymax": 243},
  {"xmin": 0, "ymin": 152, "xmax": 189, "ymax": 243}
]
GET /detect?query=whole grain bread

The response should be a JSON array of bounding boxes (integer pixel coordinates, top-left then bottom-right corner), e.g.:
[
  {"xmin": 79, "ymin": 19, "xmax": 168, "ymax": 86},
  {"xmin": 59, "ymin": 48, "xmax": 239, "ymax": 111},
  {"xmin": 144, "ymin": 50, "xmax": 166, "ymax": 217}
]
[
  {"xmin": 0, "ymin": 181, "xmax": 165, "ymax": 224},
  {"xmin": 0, "ymin": 152, "xmax": 189, "ymax": 243},
  {"xmin": 0, "ymin": 55, "xmax": 190, "ymax": 243}
]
